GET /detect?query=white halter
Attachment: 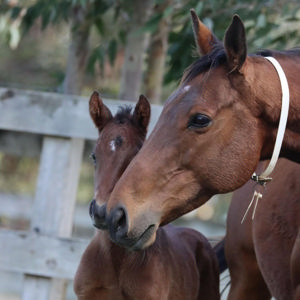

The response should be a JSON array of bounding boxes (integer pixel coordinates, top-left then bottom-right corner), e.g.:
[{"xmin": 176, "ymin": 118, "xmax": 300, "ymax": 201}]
[
  {"xmin": 251, "ymin": 56, "xmax": 290, "ymax": 184},
  {"xmin": 242, "ymin": 56, "xmax": 290, "ymax": 223}
]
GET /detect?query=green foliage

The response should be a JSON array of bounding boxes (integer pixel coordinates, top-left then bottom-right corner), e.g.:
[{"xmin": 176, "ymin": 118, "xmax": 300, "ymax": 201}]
[
  {"xmin": 143, "ymin": 13, "xmax": 162, "ymax": 33},
  {"xmin": 18, "ymin": 0, "xmax": 116, "ymax": 33},
  {"xmin": 2, "ymin": 0, "xmax": 120, "ymax": 76},
  {"xmin": 108, "ymin": 38, "xmax": 118, "ymax": 66},
  {"xmin": 163, "ymin": 0, "xmax": 300, "ymax": 84},
  {"xmin": 87, "ymin": 45, "xmax": 105, "ymax": 75},
  {"xmin": 22, "ymin": 1, "xmax": 71, "ymax": 32},
  {"xmin": 2, "ymin": 0, "xmax": 300, "ymax": 85}
]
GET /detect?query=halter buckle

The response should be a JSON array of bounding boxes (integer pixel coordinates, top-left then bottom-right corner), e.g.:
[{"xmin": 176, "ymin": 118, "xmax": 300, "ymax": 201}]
[{"xmin": 251, "ymin": 173, "xmax": 272, "ymax": 185}]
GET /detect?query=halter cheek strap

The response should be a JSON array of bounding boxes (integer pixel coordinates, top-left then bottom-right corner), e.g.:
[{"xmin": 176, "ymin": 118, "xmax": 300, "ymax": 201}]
[{"xmin": 251, "ymin": 56, "xmax": 290, "ymax": 184}]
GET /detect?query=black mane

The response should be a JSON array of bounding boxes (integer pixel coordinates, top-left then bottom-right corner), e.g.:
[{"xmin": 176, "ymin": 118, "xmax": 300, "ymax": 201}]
[
  {"xmin": 182, "ymin": 45, "xmax": 300, "ymax": 84},
  {"xmin": 256, "ymin": 48, "xmax": 300, "ymax": 57},
  {"xmin": 113, "ymin": 104, "xmax": 147, "ymax": 141},
  {"xmin": 114, "ymin": 105, "xmax": 133, "ymax": 124},
  {"xmin": 182, "ymin": 44, "xmax": 227, "ymax": 83}
]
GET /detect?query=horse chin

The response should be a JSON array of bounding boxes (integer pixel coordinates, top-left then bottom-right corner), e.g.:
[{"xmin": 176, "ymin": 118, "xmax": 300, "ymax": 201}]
[
  {"xmin": 130, "ymin": 224, "xmax": 157, "ymax": 251},
  {"xmin": 111, "ymin": 224, "xmax": 157, "ymax": 251}
]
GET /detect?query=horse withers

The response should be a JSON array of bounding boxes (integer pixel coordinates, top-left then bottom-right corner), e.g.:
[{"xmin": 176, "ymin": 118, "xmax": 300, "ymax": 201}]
[{"xmin": 74, "ymin": 91, "xmax": 220, "ymax": 300}]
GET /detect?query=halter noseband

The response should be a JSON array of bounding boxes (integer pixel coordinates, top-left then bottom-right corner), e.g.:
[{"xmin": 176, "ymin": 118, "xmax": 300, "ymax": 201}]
[{"xmin": 251, "ymin": 56, "xmax": 290, "ymax": 185}]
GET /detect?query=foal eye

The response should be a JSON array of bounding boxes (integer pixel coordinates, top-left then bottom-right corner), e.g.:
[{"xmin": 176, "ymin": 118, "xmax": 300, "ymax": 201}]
[
  {"xmin": 90, "ymin": 152, "xmax": 96, "ymax": 165},
  {"xmin": 188, "ymin": 114, "xmax": 212, "ymax": 130}
]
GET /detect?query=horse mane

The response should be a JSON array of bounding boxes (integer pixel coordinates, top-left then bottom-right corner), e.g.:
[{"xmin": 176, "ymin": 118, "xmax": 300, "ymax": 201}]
[
  {"xmin": 114, "ymin": 105, "xmax": 133, "ymax": 124},
  {"xmin": 256, "ymin": 48, "xmax": 300, "ymax": 57},
  {"xmin": 182, "ymin": 45, "xmax": 300, "ymax": 84},
  {"xmin": 181, "ymin": 44, "xmax": 227, "ymax": 84},
  {"xmin": 109, "ymin": 104, "xmax": 147, "ymax": 153},
  {"xmin": 113, "ymin": 104, "xmax": 146, "ymax": 138}
]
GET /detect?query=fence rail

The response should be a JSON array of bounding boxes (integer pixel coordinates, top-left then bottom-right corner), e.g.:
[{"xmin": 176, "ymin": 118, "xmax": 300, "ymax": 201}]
[
  {"xmin": 0, "ymin": 88, "xmax": 162, "ymax": 139},
  {"xmin": 0, "ymin": 230, "xmax": 88, "ymax": 280},
  {"xmin": 0, "ymin": 87, "xmax": 162, "ymax": 300}
]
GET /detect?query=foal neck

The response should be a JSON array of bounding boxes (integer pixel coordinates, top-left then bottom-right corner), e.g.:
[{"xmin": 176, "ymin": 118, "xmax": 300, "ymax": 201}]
[{"xmin": 97, "ymin": 229, "xmax": 158, "ymax": 271}]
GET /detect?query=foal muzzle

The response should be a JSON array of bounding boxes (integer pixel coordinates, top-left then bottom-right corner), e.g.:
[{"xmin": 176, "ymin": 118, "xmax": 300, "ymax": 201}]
[{"xmin": 89, "ymin": 199, "xmax": 108, "ymax": 230}]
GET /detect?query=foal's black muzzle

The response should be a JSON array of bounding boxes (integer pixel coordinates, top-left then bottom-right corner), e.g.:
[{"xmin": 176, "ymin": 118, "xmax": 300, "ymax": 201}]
[{"xmin": 89, "ymin": 199, "xmax": 108, "ymax": 230}]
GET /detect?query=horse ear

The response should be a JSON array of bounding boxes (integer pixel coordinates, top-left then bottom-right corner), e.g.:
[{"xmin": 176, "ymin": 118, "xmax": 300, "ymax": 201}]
[
  {"xmin": 224, "ymin": 15, "xmax": 247, "ymax": 72},
  {"xmin": 190, "ymin": 9, "xmax": 219, "ymax": 55},
  {"xmin": 89, "ymin": 91, "xmax": 113, "ymax": 131},
  {"xmin": 133, "ymin": 95, "xmax": 151, "ymax": 133}
]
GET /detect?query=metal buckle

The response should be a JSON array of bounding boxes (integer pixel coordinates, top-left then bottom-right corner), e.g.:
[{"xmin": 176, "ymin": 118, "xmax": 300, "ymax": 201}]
[{"xmin": 251, "ymin": 173, "xmax": 272, "ymax": 185}]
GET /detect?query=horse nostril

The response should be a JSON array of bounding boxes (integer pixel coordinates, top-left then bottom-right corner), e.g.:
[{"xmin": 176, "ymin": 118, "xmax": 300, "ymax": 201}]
[
  {"xmin": 113, "ymin": 208, "xmax": 126, "ymax": 231},
  {"xmin": 109, "ymin": 206, "xmax": 128, "ymax": 237}
]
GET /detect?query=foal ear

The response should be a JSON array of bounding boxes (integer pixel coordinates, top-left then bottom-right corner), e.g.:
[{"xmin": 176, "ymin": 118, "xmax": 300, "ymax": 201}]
[
  {"xmin": 89, "ymin": 91, "xmax": 113, "ymax": 131},
  {"xmin": 133, "ymin": 95, "xmax": 151, "ymax": 132},
  {"xmin": 190, "ymin": 9, "xmax": 219, "ymax": 55},
  {"xmin": 224, "ymin": 15, "xmax": 247, "ymax": 72}
]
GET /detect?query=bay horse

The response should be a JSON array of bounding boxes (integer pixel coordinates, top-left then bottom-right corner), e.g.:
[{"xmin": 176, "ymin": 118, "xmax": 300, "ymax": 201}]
[
  {"xmin": 103, "ymin": 9, "xmax": 300, "ymax": 254},
  {"xmin": 73, "ymin": 91, "xmax": 220, "ymax": 300},
  {"xmin": 225, "ymin": 158, "xmax": 300, "ymax": 299}
]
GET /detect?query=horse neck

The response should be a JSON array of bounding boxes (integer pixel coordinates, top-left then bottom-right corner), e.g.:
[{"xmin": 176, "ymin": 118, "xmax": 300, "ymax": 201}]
[
  {"xmin": 248, "ymin": 56, "xmax": 300, "ymax": 160},
  {"xmin": 274, "ymin": 55, "xmax": 300, "ymax": 131}
]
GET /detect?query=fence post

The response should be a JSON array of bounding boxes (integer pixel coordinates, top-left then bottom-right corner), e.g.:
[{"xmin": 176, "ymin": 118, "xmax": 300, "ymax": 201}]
[{"xmin": 21, "ymin": 136, "xmax": 84, "ymax": 300}]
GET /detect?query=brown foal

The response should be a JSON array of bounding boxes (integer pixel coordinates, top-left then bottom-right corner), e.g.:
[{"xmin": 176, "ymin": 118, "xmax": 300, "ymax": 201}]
[{"xmin": 73, "ymin": 91, "xmax": 220, "ymax": 300}]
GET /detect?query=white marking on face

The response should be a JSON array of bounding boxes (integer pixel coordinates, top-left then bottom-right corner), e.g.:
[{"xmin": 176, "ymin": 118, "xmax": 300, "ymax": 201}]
[
  {"xmin": 165, "ymin": 85, "xmax": 191, "ymax": 105},
  {"xmin": 110, "ymin": 140, "xmax": 116, "ymax": 152},
  {"xmin": 183, "ymin": 85, "xmax": 191, "ymax": 92}
]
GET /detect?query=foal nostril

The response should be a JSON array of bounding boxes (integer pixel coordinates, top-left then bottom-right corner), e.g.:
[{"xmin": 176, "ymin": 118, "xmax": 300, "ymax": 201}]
[
  {"xmin": 89, "ymin": 199, "xmax": 96, "ymax": 218},
  {"xmin": 109, "ymin": 206, "xmax": 128, "ymax": 238},
  {"xmin": 89, "ymin": 199, "xmax": 107, "ymax": 229}
]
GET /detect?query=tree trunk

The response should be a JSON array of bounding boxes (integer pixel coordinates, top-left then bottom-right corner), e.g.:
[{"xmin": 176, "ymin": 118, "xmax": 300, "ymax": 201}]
[
  {"xmin": 50, "ymin": 6, "xmax": 87, "ymax": 298},
  {"xmin": 62, "ymin": 5, "xmax": 91, "ymax": 95},
  {"xmin": 144, "ymin": 2, "xmax": 171, "ymax": 104},
  {"xmin": 119, "ymin": 0, "xmax": 154, "ymax": 101}
]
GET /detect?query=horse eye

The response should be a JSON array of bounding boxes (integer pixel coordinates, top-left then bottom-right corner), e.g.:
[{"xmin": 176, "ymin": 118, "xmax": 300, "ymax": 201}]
[
  {"xmin": 188, "ymin": 114, "xmax": 212, "ymax": 129},
  {"xmin": 90, "ymin": 152, "xmax": 96, "ymax": 165},
  {"xmin": 115, "ymin": 136, "xmax": 123, "ymax": 147}
]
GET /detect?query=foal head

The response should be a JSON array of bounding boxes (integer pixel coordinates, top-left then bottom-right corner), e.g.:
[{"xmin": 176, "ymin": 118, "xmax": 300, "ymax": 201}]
[{"xmin": 88, "ymin": 91, "xmax": 150, "ymax": 230}]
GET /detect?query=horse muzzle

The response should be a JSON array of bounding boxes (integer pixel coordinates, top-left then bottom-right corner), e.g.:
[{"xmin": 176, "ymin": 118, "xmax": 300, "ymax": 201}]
[
  {"xmin": 106, "ymin": 205, "xmax": 158, "ymax": 251},
  {"xmin": 89, "ymin": 199, "xmax": 108, "ymax": 230}
]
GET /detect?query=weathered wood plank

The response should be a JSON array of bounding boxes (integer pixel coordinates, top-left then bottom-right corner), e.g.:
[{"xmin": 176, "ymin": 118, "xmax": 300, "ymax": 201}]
[
  {"xmin": 31, "ymin": 137, "xmax": 84, "ymax": 237},
  {"xmin": 0, "ymin": 131, "xmax": 96, "ymax": 158},
  {"xmin": 22, "ymin": 136, "xmax": 84, "ymax": 300},
  {"xmin": 0, "ymin": 229, "xmax": 88, "ymax": 279},
  {"xmin": 21, "ymin": 276, "xmax": 51, "ymax": 300},
  {"xmin": 0, "ymin": 193, "xmax": 93, "ymax": 234},
  {"xmin": 0, "ymin": 88, "xmax": 162, "ymax": 139},
  {"xmin": 0, "ymin": 130, "xmax": 42, "ymax": 157}
]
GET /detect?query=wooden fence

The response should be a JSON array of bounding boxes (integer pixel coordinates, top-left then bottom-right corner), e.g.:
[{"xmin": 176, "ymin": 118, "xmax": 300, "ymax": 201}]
[{"xmin": 0, "ymin": 87, "xmax": 162, "ymax": 300}]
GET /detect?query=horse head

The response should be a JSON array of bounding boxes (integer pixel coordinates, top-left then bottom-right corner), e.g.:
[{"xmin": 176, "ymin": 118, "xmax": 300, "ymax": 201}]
[
  {"xmin": 105, "ymin": 10, "xmax": 300, "ymax": 250},
  {"xmin": 88, "ymin": 91, "xmax": 151, "ymax": 231}
]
